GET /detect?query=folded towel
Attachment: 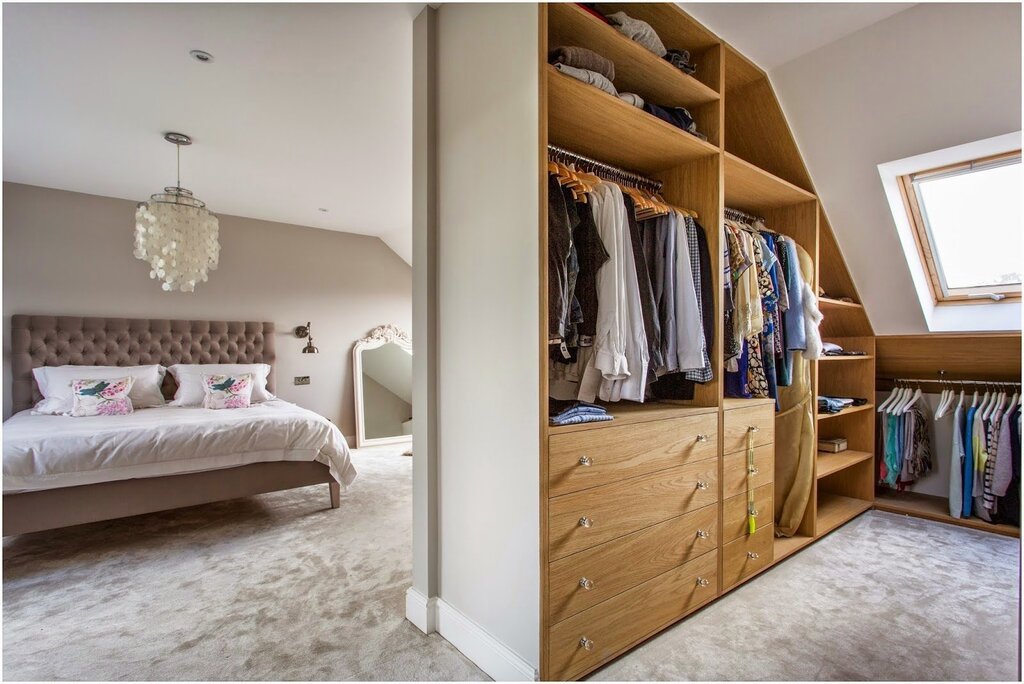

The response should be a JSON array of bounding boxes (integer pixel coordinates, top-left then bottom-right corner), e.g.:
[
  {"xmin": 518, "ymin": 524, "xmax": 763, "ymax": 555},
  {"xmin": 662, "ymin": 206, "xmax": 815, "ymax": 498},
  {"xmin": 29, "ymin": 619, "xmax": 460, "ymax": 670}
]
[
  {"xmin": 606, "ymin": 11, "xmax": 667, "ymax": 57},
  {"xmin": 617, "ymin": 92, "xmax": 645, "ymax": 108},
  {"xmin": 551, "ymin": 45, "xmax": 615, "ymax": 81},
  {"xmin": 553, "ymin": 63, "xmax": 618, "ymax": 97}
]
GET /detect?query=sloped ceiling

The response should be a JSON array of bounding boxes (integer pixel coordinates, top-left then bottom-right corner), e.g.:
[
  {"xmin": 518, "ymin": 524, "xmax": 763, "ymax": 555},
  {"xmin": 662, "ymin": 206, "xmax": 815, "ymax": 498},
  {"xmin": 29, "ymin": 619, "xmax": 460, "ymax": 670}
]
[
  {"xmin": 680, "ymin": 3, "xmax": 914, "ymax": 70},
  {"xmin": 3, "ymin": 3, "xmax": 418, "ymax": 264},
  {"xmin": 769, "ymin": 2, "xmax": 1021, "ymax": 333}
]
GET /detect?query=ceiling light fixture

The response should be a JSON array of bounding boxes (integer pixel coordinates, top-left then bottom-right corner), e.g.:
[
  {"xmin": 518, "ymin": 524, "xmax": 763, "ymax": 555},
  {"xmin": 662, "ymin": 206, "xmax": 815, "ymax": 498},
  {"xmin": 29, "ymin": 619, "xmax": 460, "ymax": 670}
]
[
  {"xmin": 134, "ymin": 132, "xmax": 220, "ymax": 293},
  {"xmin": 189, "ymin": 49, "xmax": 214, "ymax": 63}
]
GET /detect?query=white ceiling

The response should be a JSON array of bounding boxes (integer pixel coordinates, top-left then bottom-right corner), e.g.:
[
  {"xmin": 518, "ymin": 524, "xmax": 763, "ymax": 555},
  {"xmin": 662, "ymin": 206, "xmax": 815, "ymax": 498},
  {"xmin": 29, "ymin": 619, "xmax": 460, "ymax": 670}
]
[
  {"xmin": 680, "ymin": 2, "xmax": 915, "ymax": 70},
  {"xmin": 3, "ymin": 3, "xmax": 418, "ymax": 264}
]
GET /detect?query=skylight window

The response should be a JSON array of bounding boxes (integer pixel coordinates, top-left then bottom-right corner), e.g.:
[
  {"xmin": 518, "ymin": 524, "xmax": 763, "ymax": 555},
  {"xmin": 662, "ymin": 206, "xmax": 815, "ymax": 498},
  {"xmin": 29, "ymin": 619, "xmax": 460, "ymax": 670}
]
[{"xmin": 897, "ymin": 152, "xmax": 1022, "ymax": 303}]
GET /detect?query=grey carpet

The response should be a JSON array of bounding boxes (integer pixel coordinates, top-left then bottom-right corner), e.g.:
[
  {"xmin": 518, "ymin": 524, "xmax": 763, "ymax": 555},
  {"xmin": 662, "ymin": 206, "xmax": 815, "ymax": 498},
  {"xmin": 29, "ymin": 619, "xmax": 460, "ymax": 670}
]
[
  {"xmin": 3, "ymin": 446, "xmax": 485, "ymax": 681},
  {"xmin": 590, "ymin": 511, "xmax": 1021, "ymax": 681},
  {"xmin": 4, "ymin": 448, "xmax": 1020, "ymax": 681}
]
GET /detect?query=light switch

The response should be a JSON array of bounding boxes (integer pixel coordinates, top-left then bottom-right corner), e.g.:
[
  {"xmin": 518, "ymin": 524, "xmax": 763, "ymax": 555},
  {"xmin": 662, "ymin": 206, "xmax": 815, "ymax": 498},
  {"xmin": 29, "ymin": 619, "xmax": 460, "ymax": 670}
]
[{"xmin": 294, "ymin": 376, "xmax": 310, "ymax": 386}]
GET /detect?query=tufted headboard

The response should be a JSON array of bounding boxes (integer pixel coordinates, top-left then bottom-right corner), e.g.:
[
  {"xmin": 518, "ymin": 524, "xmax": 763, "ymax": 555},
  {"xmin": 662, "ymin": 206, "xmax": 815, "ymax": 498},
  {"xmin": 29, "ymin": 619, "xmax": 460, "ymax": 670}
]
[{"xmin": 10, "ymin": 315, "xmax": 276, "ymax": 413}]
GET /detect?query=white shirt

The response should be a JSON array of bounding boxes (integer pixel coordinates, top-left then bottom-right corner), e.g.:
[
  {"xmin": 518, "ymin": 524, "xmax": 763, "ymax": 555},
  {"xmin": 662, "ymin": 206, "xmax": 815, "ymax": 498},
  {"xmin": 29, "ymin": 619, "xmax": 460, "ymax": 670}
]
[{"xmin": 578, "ymin": 183, "xmax": 649, "ymax": 403}]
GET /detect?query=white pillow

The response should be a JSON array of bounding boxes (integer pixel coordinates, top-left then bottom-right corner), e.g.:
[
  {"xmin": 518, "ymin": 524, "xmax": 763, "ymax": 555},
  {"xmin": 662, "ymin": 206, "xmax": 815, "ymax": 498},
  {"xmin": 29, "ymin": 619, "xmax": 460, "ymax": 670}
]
[
  {"xmin": 167, "ymin": 363, "xmax": 274, "ymax": 406},
  {"xmin": 32, "ymin": 364, "xmax": 167, "ymax": 415}
]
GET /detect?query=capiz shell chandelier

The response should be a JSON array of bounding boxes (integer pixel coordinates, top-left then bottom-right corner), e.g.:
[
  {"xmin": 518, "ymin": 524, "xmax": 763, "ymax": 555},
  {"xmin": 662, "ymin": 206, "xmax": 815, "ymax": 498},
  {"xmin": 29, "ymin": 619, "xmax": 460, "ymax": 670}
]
[{"xmin": 134, "ymin": 132, "xmax": 219, "ymax": 292}]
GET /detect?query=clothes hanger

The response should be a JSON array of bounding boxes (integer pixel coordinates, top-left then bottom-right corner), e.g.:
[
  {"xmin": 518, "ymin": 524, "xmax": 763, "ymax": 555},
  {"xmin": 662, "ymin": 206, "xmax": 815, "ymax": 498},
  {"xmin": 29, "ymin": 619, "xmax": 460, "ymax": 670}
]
[
  {"xmin": 934, "ymin": 381, "xmax": 951, "ymax": 419},
  {"xmin": 979, "ymin": 384, "xmax": 994, "ymax": 420},
  {"xmin": 885, "ymin": 385, "xmax": 908, "ymax": 415},
  {"xmin": 955, "ymin": 385, "xmax": 965, "ymax": 411},
  {"xmin": 877, "ymin": 383, "xmax": 900, "ymax": 413},
  {"xmin": 901, "ymin": 383, "xmax": 923, "ymax": 414}
]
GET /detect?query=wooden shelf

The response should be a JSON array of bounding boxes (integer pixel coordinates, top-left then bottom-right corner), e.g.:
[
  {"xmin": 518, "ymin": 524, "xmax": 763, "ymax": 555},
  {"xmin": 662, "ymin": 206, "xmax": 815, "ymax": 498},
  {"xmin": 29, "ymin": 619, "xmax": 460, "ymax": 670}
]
[
  {"xmin": 817, "ymin": 493, "xmax": 873, "ymax": 536},
  {"xmin": 874, "ymin": 490, "xmax": 1020, "ymax": 538},
  {"xmin": 817, "ymin": 403, "xmax": 874, "ymax": 421},
  {"xmin": 817, "ymin": 450, "xmax": 873, "ymax": 479},
  {"xmin": 774, "ymin": 535, "xmax": 815, "ymax": 561},
  {"xmin": 819, "ymin": 354, "xmax": 873, "ymax": 362},
  {"xmin": 723, "ymin": 152, "xmax": 816, "ymax": 212},
  {"xmin": 547, "ymin": 65, "xmax": 719, "ymax": 174},
  {"xmin": 547, "ymin": 401, "xmax": 717, "ymax": 435},
  {"xmin": 548, "ymin": 3, "xmax": 719, "ymax": 109},
  {"xmin": 819, "ymin": 297, "xmax": 863, "ymax": 310}
]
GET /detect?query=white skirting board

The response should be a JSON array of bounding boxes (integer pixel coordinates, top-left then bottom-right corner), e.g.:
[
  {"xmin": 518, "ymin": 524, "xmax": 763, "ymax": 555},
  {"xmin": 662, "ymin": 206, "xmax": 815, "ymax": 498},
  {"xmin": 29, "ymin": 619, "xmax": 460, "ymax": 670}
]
[{"xmin": 405, "ymin": 588, "xmax": 537, "ymax": 681}]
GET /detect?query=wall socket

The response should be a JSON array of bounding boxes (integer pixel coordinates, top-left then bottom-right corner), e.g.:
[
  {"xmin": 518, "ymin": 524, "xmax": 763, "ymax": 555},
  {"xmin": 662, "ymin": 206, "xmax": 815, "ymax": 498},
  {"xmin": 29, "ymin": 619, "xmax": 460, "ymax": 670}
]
[{"xmin": 294, "ymin": 376, "xmax": 310, "ymax": 386}]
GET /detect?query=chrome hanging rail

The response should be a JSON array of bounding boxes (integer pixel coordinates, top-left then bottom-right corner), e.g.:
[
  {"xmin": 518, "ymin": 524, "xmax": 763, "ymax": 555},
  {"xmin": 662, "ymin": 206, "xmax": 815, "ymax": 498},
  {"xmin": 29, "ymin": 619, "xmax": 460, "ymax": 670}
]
[
  {"xmin": 886, "ymin": 376, "xmax": 1022, "ymax": 388},
  {"xmin": 547, "ymin": 144, "xmax": 663, "ymax": 194}
]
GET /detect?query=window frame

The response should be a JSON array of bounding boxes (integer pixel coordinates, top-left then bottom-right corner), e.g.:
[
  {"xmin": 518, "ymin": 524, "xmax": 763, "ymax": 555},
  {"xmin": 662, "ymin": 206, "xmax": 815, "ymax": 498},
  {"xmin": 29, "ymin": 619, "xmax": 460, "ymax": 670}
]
[{"xmin": 896, "ymin": 149, "xmax": 1022, "ymax": 304}]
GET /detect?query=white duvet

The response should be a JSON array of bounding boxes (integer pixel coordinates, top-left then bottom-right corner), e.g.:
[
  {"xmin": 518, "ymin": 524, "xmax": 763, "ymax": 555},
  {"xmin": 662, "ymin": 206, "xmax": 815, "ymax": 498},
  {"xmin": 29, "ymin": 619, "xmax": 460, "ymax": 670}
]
[{"xmin": 2, "ymin": 400, "xmax": 357, "ymax": 493}]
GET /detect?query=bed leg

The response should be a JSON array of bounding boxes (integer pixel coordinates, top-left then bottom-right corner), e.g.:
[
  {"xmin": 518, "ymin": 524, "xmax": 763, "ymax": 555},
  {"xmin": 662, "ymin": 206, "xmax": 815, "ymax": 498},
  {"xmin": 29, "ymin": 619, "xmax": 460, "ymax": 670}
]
[{"xmin": 329, "ymin": 482, "xmax": 341, "ymax": 509}]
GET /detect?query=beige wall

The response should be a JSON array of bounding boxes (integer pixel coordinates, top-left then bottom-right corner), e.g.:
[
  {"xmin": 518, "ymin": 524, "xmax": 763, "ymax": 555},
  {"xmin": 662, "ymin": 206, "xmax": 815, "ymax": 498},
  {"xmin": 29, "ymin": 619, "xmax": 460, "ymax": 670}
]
[
  {"xmin": 2, "ymin": 182, "xmax": 412, "ymax": 436},
  {"xmin": 771, "ymin": 3, "xmax": 1022, "ymax": 334}
]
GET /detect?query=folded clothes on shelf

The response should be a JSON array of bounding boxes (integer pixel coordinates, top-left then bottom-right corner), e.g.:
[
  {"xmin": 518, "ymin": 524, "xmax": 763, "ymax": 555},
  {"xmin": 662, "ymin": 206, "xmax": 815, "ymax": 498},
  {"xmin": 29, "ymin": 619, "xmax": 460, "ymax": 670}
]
[
  {"xmin": 550, "ymin": 45, "xmax": 616, "ymax": 81},
  {"xmin": 817, "ymin": 395, "xmax": 869, "ymax": 414},
  {"xmin": 643, "ymin": 102, "xmax": 706, "ymax": 140},
  {"xmin": 618, "ymin": 92, "xmax": 645, "ymax": 108},
  {"xmin": 552, "ymin": 62, "xmax": 618, "ymax": 97},
  {"xmin": 664, "ymin": 48, "xmax": 697, "ymax": 75},
  {"xmin": 606, "ymin": 11, "xmax": 667, "ymax": 57},
  {"xmin": 549, "ymin": 399, "xmax": 613, "ymax": 426}
]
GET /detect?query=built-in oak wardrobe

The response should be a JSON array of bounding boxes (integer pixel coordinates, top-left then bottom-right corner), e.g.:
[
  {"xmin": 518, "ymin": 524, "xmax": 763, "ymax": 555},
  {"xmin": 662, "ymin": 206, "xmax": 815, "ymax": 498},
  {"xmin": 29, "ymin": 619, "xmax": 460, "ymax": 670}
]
[{"xmin": 536, "ymin": 5, "xmax": 876, "ymax": 679}]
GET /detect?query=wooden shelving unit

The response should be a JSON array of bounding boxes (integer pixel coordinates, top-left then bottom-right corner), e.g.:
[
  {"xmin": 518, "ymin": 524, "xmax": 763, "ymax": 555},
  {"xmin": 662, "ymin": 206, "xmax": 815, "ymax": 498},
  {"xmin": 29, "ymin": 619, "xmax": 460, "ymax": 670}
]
[
  {"xmin": 547, "ymin": 65, "xmax": 719, "ymax": 173},
  {"xmin": 815, "ymin": 403, "xmax": 872, "ymax": 419},
  {"xmin": 819, "ymin": 297, "xmax": 864, "ymax": 310},
  {"xmin": 817, "ymin": 449, "xmax": 873, "ymax": 479},
  {"xmin": 817, "ymin": 493, "xmax": 874, "ymax": 536},
  {"xmin": 548, "ymin": 3, "xmax": 719, "ymax": 109},
  {"xmin": 819, "ymin": 355, "xmax": 874, "ymax": 362},
  {"xmin": 723, "ymin": 152, "xmax": 815, "ymax": 211},
  {"xmin": 774, "ymin": 534, "xmax": 815, "ymax": 561}
]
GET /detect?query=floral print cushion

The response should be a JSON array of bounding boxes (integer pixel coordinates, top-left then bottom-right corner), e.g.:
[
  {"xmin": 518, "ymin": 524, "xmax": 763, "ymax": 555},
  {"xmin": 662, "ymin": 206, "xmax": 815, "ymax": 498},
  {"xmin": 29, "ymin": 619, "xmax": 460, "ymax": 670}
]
[
  {"xmin": 202, "ymin": 373, "xmax": 254, "ymax": 410},
  {"xmin": 71, "ymin": 377, "xmax": 136, "ymax": 417}
]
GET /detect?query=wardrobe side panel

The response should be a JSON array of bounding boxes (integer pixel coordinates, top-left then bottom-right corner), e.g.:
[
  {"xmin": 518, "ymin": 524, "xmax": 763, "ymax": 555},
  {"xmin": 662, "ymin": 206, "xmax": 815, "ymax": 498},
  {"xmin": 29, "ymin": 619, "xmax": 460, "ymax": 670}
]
[
  {"xmin": 436, "ymin": 3, "xmax": 541, "ymax": 672},
  {"xmin": 656, "ymin": 154, "xmax": 723, "ymax": 409}
]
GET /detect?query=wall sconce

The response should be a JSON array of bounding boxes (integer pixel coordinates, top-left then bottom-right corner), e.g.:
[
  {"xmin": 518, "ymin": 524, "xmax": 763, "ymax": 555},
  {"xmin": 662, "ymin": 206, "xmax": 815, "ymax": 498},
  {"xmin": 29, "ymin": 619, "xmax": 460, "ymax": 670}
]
[{"xmin": 294, "ymin": 322, "xmax": 319, "ymax": 354}]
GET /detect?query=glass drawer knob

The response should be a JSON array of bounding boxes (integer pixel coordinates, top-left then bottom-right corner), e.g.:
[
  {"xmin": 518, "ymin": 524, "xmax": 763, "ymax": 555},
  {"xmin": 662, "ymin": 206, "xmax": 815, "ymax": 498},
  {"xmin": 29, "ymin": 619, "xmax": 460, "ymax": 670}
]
[
  {"xmin": 696, "ymin": 577, "xmax": 710, "ymax": 587},
  {"xmin": 696, "ymin": 480, "xmax": 710, "ymax": 490},
  {"xmin": 696, "ymin": 529, "xmax": 710, "ymax": 539},
  {"xmin": 578, "ymin": 516, "xmax": 593, "ymax": 528},
  {"xmin": 748, "ymin": 466, "xmax": 760, "ymax": 475},
  {"xmin": 579, "ymin": 637, "xmax": 594, "ymax": 651},
  {"xmin": 748, "ymin": 425, "xmax": 761, "ymax": 433},
  {"xmin": 747, "ymin": 551, "xmax": 759, "ymax": 559},
  {"xmin": 696, "ymin": 434, "xmax": 709, "ymax": 443},
  {"xmin": 578, "ymin": 455, "xmax": 593, "ymax": 467},
  {"xmin": 579, "ymin": 577, "xmax": 595, "ymax": 590}
]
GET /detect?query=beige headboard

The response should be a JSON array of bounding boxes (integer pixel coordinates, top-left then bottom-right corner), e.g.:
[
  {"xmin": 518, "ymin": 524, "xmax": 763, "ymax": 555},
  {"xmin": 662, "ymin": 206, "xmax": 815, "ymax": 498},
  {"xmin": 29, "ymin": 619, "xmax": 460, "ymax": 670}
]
[{"xmin": 10, "ymin": 315, "xmax": 276, "ymax": 413}]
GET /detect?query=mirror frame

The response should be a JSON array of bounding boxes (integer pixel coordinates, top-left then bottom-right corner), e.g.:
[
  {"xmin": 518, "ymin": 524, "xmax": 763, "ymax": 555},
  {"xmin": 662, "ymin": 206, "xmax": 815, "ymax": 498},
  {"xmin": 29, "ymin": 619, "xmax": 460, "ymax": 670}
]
[{"xmin": 352, "ymin": 324, "xmax": 413, "ymax": 448}]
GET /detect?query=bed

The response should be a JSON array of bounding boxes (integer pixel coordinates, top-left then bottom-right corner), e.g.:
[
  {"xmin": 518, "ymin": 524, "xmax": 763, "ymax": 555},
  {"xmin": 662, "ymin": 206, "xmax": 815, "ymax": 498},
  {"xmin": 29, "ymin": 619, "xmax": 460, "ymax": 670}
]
[{"xmin": 3, "ymin": 315, "xmax": 356, "ymax": 536}]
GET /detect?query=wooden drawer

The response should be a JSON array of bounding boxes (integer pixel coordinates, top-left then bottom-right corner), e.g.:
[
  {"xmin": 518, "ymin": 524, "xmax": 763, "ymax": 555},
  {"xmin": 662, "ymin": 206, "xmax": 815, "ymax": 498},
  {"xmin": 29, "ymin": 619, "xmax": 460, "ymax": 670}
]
[
  {"xmin": 548, "ymin": 550, "xmax": 717, "ymax": 680},
  {"xmin": 723, "ymin": 443, "xmax": 774, "ymax": 498},
  {"xmin": 723, "ymin": 403, "xmax": 775, "ymax": 454},
  {"xmin": 548, "ymin": 504, "xmax": 717, "ymax": 623},
  {"xmin": 723, "ymin": 523, "xmax": 774, "ymax": 589},
  {"xmin": 549, "ymin": 460, "xmax": 719, "ymax": 560},
  {"xmin": 548, "ymin": 413, "xmax": 718, "ymax": 497},
  {"xmin": 722, "ymin": 484, "xmax": 773, "ymax": 544}
]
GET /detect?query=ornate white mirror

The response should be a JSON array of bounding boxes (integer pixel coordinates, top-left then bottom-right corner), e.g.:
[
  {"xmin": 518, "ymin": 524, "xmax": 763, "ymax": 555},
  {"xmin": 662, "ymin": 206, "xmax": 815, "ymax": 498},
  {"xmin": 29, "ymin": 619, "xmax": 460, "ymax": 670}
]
[{"xmin": 353, "ymin": 325, "xmax": 412, "ymax": 448}]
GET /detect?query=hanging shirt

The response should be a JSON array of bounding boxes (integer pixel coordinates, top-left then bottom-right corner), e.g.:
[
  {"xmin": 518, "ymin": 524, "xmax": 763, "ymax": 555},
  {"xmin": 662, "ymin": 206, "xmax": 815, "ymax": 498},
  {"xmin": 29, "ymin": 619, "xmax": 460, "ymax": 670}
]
[
  {"xmin": 579, "ymin": 182, "xmax": 632, "ymax": 389},
  {"xmin": 949, "ymin": 404, "xmax": 964, "ymax": 518},
  {"xmin": 673, "ymin": 210, "xmax": 704, "ymax": 371},
  {"xmin": 963, "ymin": 406, "xmax": 977, "ymax": 518}
]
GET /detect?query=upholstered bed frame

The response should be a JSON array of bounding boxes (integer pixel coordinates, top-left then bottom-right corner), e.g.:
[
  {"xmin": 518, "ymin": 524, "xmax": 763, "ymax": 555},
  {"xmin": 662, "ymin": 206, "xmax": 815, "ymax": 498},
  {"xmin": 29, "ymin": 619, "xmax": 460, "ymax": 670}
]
[{"xmin": 4, "ymin": 315, "xmax": 338, "ymax": 536}]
